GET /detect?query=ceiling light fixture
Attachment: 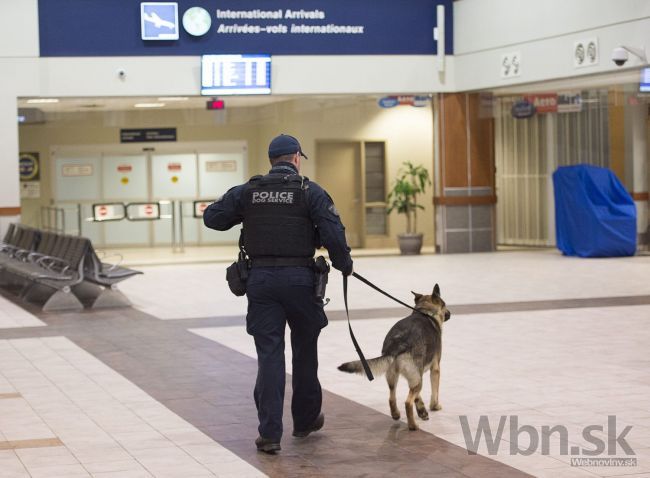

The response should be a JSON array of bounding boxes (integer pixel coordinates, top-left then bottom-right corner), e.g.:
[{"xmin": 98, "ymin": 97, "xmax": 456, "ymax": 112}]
[
  {"xmin": 26, "ymin": 98, "xmax": 59, "ymax": 104},
  {"xmin": 134, "ymin": 102, "xmax": 166, "ymax": 108}
]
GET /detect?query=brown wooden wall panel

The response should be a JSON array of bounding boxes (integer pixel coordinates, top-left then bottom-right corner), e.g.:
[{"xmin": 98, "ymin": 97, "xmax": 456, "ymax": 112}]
[
  {"xmin": 439, "ymin": 93, "xmax": 468, "ymax": 188},
  {"xmin": 468, "ymin": 94, "xmax": 495, "ymax": 189},
  {"xmin": 438, "ymin": 93, "xmax": 495, "ymax": 192},
  {"xmin": 0, "ymin": 207, "xmax": 20, "ymax": 216}
]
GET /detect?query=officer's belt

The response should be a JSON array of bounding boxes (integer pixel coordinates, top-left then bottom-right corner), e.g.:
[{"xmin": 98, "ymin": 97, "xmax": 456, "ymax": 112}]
[{"xmin": 250, "ymin": 257, "xmax": 315, "ymax": 267}]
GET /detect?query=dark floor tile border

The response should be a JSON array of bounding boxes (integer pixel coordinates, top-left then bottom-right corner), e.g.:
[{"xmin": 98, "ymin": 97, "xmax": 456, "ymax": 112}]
[
  {"xmin": 0, "ymin": 302, "xmax": 531, "ymax": 478},
  {"xmin": 166, "ymin": 294, "xmax": 650, "ymax": 329}
]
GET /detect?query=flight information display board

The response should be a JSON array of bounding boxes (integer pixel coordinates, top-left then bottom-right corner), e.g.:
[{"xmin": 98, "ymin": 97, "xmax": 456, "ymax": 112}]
[{"xmin": 201, "ymin": 54, "xmax": 271, "ymax": 95}]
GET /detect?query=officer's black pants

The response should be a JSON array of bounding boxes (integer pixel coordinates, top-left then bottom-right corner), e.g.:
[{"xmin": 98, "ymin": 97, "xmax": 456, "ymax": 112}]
[{"xmin": 245, "ymin": 266, "xmax": 327, "ymax": 441}]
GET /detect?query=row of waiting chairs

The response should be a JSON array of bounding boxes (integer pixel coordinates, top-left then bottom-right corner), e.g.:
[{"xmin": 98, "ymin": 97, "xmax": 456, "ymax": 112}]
[{"xmin": 0, "ymin": 223, "xmax": 141, "ymax": 311}]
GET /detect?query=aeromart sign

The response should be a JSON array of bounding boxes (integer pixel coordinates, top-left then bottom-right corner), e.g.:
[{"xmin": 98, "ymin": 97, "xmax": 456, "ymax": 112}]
[{"xmin": 38, "ymin": 0, "xmax": 453, "ymax": 56}]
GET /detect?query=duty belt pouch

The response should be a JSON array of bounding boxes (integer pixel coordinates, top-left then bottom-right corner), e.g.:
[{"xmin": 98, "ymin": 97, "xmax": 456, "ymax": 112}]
[
  {"xmin": 226, "ymin": 230, "xmax": 249, "ymax": 296},
  {"xmin": 314, "ymin": 255, "xmax": 330, "ymax": 299}
]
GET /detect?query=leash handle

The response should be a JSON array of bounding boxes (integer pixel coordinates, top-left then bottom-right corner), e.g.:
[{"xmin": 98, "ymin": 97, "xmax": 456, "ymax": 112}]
[
  {"xmin": 343, "ymin": 274, "xmax": 374, "ymax": 381},
  {"xmin": 352, "ymin": 272, "xmax": 421, "ymax": 315}
]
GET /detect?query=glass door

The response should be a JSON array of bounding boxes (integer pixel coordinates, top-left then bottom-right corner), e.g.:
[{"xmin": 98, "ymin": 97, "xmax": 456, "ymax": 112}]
[{"xmin": 102, "ymin": 154, "xmax": 149, "ymax": 245}]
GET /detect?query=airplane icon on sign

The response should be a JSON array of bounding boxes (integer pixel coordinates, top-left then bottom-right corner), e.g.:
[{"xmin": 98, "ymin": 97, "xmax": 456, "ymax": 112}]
[
  {"xmin": 140, "ymin": 3, "xmax": 179, "ymax": 40},
  {"xmin": 143, "ymin": 11, "xmax": 175, "ymax": 30}
]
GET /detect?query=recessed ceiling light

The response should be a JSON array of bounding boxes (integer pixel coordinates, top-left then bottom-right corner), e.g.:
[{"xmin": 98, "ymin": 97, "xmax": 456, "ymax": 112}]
[
  {"xmin": 26, "ymin": 98, "xmax": 59, "ymax": 104},
  {"xmin": 134, "ymin": 103, "xmax": 166, "ymax": 108},
  {"xmin": 158, "ymin": 97, "xmax": 188, "ymax": 101}
]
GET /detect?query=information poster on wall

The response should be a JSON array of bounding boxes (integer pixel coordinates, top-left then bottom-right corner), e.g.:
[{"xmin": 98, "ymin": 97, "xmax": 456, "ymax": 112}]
[
  {"xmin": 62, "ymin": 164, "xmax": 94, "ymax": 177},
  {"xmin": 19, "ymin": 152, "xmax": 41, "ymax": 199},
  {"xmin": 205, "ymin": 160, "xmax": 237, "ymax": 172},
  {"xmin": 19, "ymin": 152, "xmax": 40, "ymax": 181},
  {"xmin": 20, "ymin": 181, "xmax": 41, "ymax": 199}
]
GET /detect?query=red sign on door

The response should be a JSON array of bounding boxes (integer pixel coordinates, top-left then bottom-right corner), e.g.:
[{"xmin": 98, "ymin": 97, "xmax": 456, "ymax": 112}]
[
  {"xmin": 193, "ymin": 200, "xmax": 213, "ymax": 218},
  {"xmin": 117, "ymin": 164, "xmax": 132, "ymax": 173},
  {"xmin": 98, "ymin": 206, "xmax": 107, "ymax": 216},
  {"xmin": 168, "ymin": 163, "xmax": 182, "ymax": 172}
]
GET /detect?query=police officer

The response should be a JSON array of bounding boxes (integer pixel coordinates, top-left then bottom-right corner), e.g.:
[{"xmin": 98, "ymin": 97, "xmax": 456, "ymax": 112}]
[{"xmin": 203, "ymin": 134, "xmax": 353, "ymax": 454}]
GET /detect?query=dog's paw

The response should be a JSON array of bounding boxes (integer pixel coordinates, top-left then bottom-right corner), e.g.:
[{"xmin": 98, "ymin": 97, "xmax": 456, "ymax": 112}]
[
  {"xmin": 391, "ymin": 410, "xmax": 401, "ymax": 420},
  {"xmin": 430, "ymin": 403, "xmax": 442, "ymax": 411},
  {"xmin": 417, "ymin": 408, "xmax": 429, "ymax": 420},
  {"xmin": 408, "ymin": 423, "xmax": 419, "ymax": 431}
]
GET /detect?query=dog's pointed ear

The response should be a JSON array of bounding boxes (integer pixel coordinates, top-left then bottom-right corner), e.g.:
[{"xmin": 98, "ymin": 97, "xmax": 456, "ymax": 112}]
[
  {"xmin": 411, "ymin": 291, "xmax": 423, "ymax": 302},
  {"xmin": 432, "ymin": 284, "xmax": 440, "ymax": 297}
]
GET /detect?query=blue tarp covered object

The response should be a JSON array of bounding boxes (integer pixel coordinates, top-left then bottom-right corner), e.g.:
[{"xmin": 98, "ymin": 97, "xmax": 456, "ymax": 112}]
[{"xmin": 553, "ymin": 165, "xmax": 636, "ymax": 257}]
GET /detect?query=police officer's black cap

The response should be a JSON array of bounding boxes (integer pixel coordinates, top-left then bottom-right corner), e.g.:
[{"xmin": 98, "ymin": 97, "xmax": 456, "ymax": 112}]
[{"xmin": 268, "ymin": 134, "xmax": 308, "ymax": 159}]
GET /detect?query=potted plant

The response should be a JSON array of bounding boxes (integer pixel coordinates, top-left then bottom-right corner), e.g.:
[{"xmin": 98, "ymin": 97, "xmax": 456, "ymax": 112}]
[{"xmin": 386, "ymin": 161, "xmax": 431, "ymax": 255}]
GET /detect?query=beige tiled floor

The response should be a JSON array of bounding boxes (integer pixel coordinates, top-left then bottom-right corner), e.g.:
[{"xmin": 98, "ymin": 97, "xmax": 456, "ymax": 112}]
[
  {"xmin": 119, "ymin": 250, "xmax": 650, "ymax": 320},
  {"xmin": 2, "ymin": 249, "xmax": 650, "ymax": 477},
  {"xmin": 191, "ymin": 302, "xmax": 650, "ymax": 478},
  {"xmin": 0, "ymin": 337, "xmax": 265, "ymax": 478},
  {"xmin": 0, "ymin": 295, "xmax": 44, "ymax": 329}
]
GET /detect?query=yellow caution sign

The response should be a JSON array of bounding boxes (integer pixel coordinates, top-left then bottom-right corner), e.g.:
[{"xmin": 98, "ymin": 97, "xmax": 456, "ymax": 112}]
[{"xmin": 121, "ymin": 177, "xmax": 129, "ymax": 185}]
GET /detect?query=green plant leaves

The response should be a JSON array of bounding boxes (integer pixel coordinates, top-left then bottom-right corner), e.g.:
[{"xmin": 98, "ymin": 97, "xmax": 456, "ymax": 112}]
[{"xmin": 386, "ymin": 161, "xmax": 431, "ymax": 234}]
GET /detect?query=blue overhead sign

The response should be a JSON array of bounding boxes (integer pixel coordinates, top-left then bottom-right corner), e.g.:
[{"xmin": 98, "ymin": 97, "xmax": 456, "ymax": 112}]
[
  {"xmin": 38, "ymin": 0, "xmax": 453, "ymax": 56},
  {"xmin": 141, "ymin": 3, "xmax": 179, "ymax": 40}
]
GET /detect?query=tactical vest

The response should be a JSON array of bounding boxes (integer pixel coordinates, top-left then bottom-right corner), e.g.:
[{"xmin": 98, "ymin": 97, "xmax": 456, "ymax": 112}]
[{"xmin": 242, "ymin": 173, "xmax": 316, "ymax": 258}]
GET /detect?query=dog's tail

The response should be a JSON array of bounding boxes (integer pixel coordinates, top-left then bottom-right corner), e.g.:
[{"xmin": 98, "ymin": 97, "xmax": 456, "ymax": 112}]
[{"xmin": 338, "ymin": 355, "xmax": 393, "ymax": 377}]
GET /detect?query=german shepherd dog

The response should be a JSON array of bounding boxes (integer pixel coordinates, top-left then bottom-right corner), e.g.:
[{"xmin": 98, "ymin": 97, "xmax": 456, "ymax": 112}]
[{"xmin": 338, "ymin": 284, "xmax": 450, "ymax": 431}]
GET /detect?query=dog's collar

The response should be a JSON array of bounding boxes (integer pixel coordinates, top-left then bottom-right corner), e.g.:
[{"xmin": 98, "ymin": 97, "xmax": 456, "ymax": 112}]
[{"xmin": 415, "ymin": 308, "xmax": 436, "ymax": 320}]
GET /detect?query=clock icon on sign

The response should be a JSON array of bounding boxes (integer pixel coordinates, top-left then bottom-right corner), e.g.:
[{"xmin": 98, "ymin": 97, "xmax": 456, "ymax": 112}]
[{"xmin": 182, "ymin": 7, "xmax": 212, "ymax": 37}]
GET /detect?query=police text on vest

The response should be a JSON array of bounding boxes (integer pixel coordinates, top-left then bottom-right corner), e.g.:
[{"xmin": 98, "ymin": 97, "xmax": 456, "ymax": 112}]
[{"xmin": 252, "ymin": 191, "xmax": 295, "ymax": 204}]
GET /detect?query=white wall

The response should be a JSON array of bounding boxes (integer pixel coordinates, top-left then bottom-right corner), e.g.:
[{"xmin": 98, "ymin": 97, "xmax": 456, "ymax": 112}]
[
  {"xmin": 0, "ymin": 0, "xmax": 38, "ymax": 222},
  {"xmin": 455, "ymin": 0, "xmax": 650, "ymax": 55},
  {"xmin": 0, "ymin": 0, "xmax": 39, "ymax": 57},
  {"xmin": 454, "ymin": 0, "xmax": 650, "ymax": 91}
]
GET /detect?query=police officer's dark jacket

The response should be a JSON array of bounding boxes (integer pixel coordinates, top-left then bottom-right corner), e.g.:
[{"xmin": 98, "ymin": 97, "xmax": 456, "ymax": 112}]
[{"xmin": 203, "ymin": 162, "xmax": 353, "ymax": 274}]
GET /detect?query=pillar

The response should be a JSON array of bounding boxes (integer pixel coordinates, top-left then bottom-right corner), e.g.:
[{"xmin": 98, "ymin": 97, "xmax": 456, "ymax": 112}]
[
  {"xmin": 627, "ymin": 103, "xmax": 648, "ymax": 245},
  {"xmin": 0, "ymin": 94, "xmax": 21, "ymax": 238},
  {"xmin": 435, "ymin": 93, "xmax": 496, "ymax": 253}
]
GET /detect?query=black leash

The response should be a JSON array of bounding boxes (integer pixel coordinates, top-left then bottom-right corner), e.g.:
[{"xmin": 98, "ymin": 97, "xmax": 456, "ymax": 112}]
[
  {"xmin": 343, "ymin": 273, "xmax": 374, "ymax": 381},
  {"xmin": 352, "ymin": 272, "xmax": 422, "ymax": 316},
  {"xmin": 342, "ymin": 271, "xmax": 428, "ymax": 382}
]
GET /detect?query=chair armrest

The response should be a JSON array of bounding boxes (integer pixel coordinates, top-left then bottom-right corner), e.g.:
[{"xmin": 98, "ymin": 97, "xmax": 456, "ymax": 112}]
[
  {"xmin": 0, "ymin": 245, "xmax": 19, "ymax": 254},
  {"xmin": 36, "ymin": 255, "xmax": 72, "ymax": 273},
  {"xmin": 13, "ymin": 249, "xmax": 32, "ymax": 261},
  {"xmin": 99, "ymin": 252, "xmax": 124, "ymax": 272}
]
